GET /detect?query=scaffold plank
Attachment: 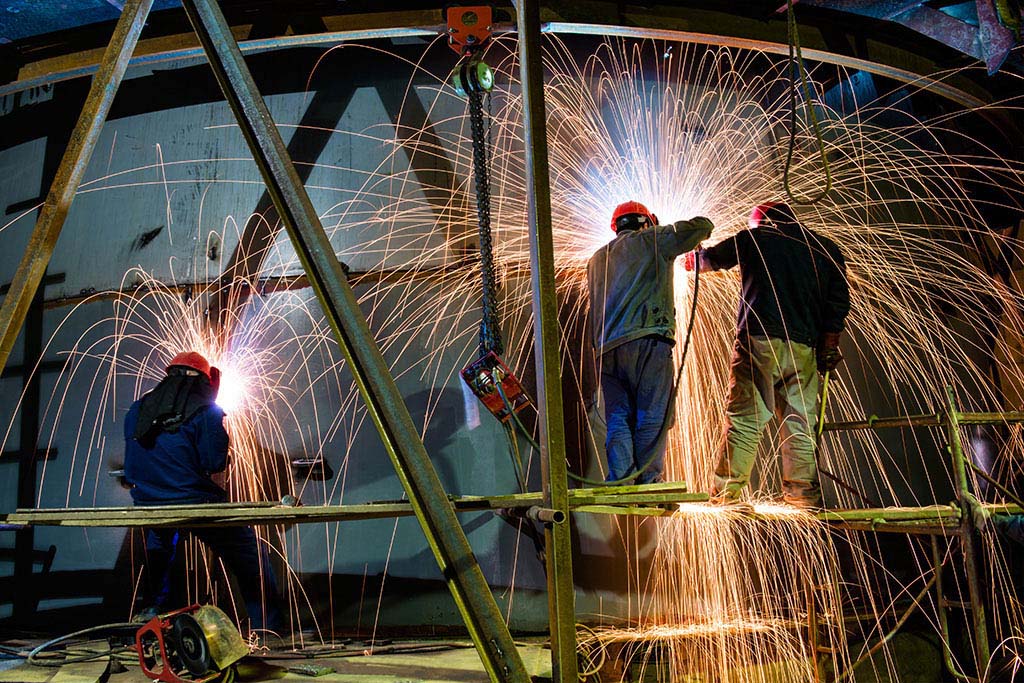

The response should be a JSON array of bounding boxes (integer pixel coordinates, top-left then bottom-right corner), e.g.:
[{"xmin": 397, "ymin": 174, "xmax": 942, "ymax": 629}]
[{"xmin": 8, "ymin": 498, "xmax": 1009, "ymax": 529}]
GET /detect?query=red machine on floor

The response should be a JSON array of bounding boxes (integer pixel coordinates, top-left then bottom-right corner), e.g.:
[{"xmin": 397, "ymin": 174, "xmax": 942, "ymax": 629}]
[{"xmin": 135, "ymin": 604, "xmax": 248, "ymax": 683}]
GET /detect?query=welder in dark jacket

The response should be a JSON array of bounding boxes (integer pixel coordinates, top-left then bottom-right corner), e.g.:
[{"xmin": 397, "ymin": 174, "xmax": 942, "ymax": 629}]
[
  {"xmin": 686, "ymin": 202, "xmax": 850, "ymax": 508},
  {"xmin": 124, "ymin": 351, "xmax": 282, "ymax": 631},
  {"xmin": 588, "ymin": 201, "xmax": 714, "ymax": 483}
]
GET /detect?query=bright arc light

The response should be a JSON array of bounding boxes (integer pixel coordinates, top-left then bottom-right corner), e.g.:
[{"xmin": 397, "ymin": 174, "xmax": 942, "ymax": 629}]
[{"xmin": 215, "ymin": 367, "xmax": 246, "ymax": 413}]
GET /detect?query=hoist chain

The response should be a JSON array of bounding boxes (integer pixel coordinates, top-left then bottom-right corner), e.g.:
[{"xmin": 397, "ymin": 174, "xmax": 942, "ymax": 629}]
[{"xmin": 468, "ymin": 87, "xmax": 503, "ymax": 357}]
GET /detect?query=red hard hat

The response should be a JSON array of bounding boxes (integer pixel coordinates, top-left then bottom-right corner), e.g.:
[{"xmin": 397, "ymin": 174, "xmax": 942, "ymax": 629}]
[
  {"xmin": 610, "ymin": 201, "xmax": 658, "ymax": 233},
  {"xmin": 167, "ymin": 351, "xmax": 212, "ymax": 380},
  {"xmin": 749, "ymin": 202, "xmax": 797, "ymax": 230}
]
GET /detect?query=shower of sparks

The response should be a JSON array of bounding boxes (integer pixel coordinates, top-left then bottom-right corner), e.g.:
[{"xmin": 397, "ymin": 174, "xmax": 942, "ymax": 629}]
[
  {"xmin": 2, "ymin": 227, "xmax": 346, "ymax": 637},
  {"xmin": 2, "ymin": 31, "xmax": 1024, "ymax": 679},
  {"xmin": 327, "ymin": 35, "xmax": 1024, "ymax": 680}
]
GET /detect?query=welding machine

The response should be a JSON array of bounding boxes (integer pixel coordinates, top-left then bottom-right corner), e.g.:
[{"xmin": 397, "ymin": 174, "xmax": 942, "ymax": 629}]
[{"xmin": 135, "ymin": 604, "xmax": 248, "ymax": 683}]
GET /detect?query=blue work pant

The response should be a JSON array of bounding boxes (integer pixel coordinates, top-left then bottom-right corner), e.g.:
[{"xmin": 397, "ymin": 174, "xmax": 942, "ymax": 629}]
[
  {"xmin": 600, "ymin": 336, "xmax": 674, "ymax": 484},
  {"xmin": 143, "ymin": 525, "xmax": 283, "ymax": 632},
  {"xmin": 713, "ymin": 335, "xmax": 821, "ymax": 506}
]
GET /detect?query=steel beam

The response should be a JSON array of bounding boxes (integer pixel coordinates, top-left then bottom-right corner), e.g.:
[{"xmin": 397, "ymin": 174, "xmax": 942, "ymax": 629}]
[
  {"xmin": 542, "ymin": 23, "xmax": 989, "ymax": 110},
  {"xmin": 515, "ymin": 2, "xmax": 578, "ymax": 682},
  {"xmin": 0, "ymin": 0, "xmax": 154, "ymax": 374},
  {"xmin": 944, "ymin": 386, "xmax": 991, "ymax": 672},
  {"xmin": 2, "ymin": 14, "xmax": 993, "ymax": 112},
  {"xmin": 180, "ymin": 1, "xmax": 527, "ymax": 680},
  {"xmin": 975, "ymin": 0, "xmax": 1017, "ymax": 74}
]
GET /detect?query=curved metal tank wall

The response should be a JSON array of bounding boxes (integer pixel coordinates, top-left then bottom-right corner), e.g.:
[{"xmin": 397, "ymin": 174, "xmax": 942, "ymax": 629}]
[
  {"xmin": 0, "ymin": 40, "xmax": 641, "ymax": 630},
  {"xmin": 0, "ymin": 35, "xmax": 993, "ymax": 630}
]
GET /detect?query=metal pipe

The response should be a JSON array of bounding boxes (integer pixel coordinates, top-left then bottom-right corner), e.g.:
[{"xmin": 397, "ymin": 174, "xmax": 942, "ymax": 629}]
[
  {"xmin": 967, "ymin": 461, "xmax": 1024, "ymax": 511},
  {"xmin": 957, "ymin": 411, "xmax": 1024, "ymax": 425},
  {"xmin": 944, "ymin": 386, "xmax": 991, "ymax": 674},
  {"xmin": 540, "ymin": 22, "xmax": 987, "ymax": 110},
  {"xmin": 525, "ymin": 507, "xmax": 566, "ymax": 524},
  {"xmin": 834, "ymin": 572, "xmax": 939, "ymax": 683},
  {"xmin": 181, "ymin": 1, "xmax": 527, "ymax": 680},
  {"xmin": 822, "ymin": 414, "xmax": 943, "ymax": 431},
  {"xmin": 931, "ymin": 535, "xmax": 975, "ymax": 682},
  {"xmin": 515, "ymin": 1, "xmax": 578, "ymax": 681},
  {"xmin": 3, "ymin": 19, "xmax": 988, "ymax": 113},
  {"xmin": 0, "ymin": 0, "xmax": 155, "ymax": 375}
]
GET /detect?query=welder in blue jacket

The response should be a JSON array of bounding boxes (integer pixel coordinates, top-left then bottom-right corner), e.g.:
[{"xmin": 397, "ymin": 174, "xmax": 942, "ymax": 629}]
[
  {"xmin": 685, "ymin": 202, "xmax": 850, "ymax": 508},
  {"xmin": 587, "ymin": 201, "xmax": 714, "ymax": 484},
  {"xmin": 124, "ymin": 351, "xmax": 282, "ymax": 631}
]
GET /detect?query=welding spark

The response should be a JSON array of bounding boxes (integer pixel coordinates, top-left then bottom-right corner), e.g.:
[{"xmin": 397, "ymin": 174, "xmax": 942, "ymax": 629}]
[
  {"xmin": 326, "ymin": 35, "xmax": 1024, "ymax": 680},
  {"xmin": 5, "ymin": 31, "xmax": 1024, "ymax": 677}
]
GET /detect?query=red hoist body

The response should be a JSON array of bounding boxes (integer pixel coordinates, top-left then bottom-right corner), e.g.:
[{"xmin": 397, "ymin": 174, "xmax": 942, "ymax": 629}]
[{"xmin": 446, "ymin": 6, "xmax": 493, "ymax": 55}]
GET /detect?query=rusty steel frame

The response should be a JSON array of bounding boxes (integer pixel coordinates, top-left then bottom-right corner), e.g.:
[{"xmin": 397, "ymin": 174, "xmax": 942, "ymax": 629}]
[
  {"xmin": 813, "ymin": 386, "xmax": 998, "ymax": 681},
  {"xmin": 178, "ymin": 1, "xmax": 529, "ymax": 681},
  {"xmin": 0, "ymin": 0, "xmax": 154, "ymax": 375},
  {"xmin": 0, "ymin": 4, "xmax": 1017, "ymax": 682},
  {"xmin": 516, "ymin": 1, "xmax": 579, "ymax": 681}
]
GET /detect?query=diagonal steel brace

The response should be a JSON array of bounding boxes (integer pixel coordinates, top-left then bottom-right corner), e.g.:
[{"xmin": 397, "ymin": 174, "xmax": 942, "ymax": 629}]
[
  {"xmin": 180, "ymin": 1, "xmax": 528, "ymax": 680},
  {"xmin": 0, "ymin": 0, "xmax": 155, "ymax": 374}
]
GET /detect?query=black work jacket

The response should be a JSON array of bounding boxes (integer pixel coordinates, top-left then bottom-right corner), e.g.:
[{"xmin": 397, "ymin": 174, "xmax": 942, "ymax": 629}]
[{"xmin": 703, "ymin": 222, "xmax": 850, "ymax": 346}]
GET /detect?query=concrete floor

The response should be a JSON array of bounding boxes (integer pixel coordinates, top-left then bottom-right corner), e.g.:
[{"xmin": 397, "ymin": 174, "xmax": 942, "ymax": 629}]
[
  {"xmin": 0, "ymin": 641, "xmax": 554, "ymax": 683},
  {"xmin": 0, "ymin": 630, "xmax": 953, "ymax": 682}
]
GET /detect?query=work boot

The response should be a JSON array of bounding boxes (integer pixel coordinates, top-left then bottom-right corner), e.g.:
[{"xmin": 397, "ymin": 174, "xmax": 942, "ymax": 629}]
[
  {"xmin": 708, "ymin": 484, "xmax": 743, "ymax": 504},
  {"xmin": 782, "ymin": 494, "xmax": 824, "ymax": 511}
]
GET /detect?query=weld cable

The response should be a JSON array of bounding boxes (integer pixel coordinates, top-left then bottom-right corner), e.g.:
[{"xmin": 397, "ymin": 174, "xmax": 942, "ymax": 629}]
[
  {"xmin": 27, "ymin": 622, "xmax": 137, "ymax": 668},
  {"xmin": 783, "ymin": 0, "xmax": 832, "ymax": 206},
  {"xmin": 502, "ymin": 420, "xmax": 529, "ymax": 493},
  {"xmin": 814, "ymin": 370, "xmax": 882, "ymax": 508},
  {"xmin": 575, "ymin": 623, "xmax": 607, "ymax": 680}
]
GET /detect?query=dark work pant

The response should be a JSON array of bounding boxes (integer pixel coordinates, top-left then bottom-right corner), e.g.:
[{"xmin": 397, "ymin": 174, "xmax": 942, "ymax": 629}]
[
  {"xmin": 601, "ymin": 336, "xmax": 674, "ymax": 484},
  {"xmin": 143, "ymin": 525, "xmax": 283, "ymax": 632}
]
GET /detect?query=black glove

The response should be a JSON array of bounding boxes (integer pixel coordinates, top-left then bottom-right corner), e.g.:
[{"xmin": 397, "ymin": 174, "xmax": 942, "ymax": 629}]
[{"xmin": 817, "ymin": 332, "xmax": 843, "ymax": 374}]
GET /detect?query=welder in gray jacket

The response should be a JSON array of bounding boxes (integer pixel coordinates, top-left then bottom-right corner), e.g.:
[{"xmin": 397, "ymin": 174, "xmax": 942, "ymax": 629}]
[
  {"xmin": 685, "ymin": 202, "xmax": 850, "ymax": 508},
  {"xmin": 587, "ymin": 201, "xmax": 714, "ymax": 484}
]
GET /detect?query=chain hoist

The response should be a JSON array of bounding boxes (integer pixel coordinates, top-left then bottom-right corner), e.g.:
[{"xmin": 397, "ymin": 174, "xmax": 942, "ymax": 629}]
[{"xmin": 449, "ymin": 7, "xmax": 533, "ymax": 429}]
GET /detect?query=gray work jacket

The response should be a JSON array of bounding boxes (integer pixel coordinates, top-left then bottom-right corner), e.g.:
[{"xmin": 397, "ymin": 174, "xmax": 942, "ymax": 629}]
[{"xmin": 587, "ymin": 217, "xmax": 713, "ymax": 354}]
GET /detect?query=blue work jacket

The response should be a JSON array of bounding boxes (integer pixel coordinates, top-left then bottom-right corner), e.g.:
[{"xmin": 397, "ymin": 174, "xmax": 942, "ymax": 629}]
[{"xmin": 124, "ymin": 400, "xmax": 229, "ymax": 505}]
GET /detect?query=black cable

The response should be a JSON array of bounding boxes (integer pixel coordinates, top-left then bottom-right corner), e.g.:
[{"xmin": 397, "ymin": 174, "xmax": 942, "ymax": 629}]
[
  {"xmin": 498, "ymin": 259, "xmax": 702, "ymax": 487},
  {"xmin": 502, "ymin": 420, "xmax": 529, "ymax": 493},
  {"xmin": 27, "ymin": 622, "xmax": 137, "ymax": 668},
  {"xmin": 782, "ymin": 0, "xmax": 832, "ymax": 206}
]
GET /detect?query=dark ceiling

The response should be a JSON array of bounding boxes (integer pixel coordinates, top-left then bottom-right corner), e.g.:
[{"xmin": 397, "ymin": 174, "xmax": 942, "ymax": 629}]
[{"xmin": 0, "ymin": 2, "xmax": 1020, "ymax": 90}]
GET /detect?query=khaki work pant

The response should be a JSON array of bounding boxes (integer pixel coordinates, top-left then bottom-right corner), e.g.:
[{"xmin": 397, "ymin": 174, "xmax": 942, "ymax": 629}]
[{"xmin": 713, "ymin": 335, "xmax": 822, "ymax": 507}]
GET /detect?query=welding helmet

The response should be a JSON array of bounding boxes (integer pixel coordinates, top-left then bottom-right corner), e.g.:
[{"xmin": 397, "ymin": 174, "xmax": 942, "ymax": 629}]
[
  {"xmin": 749, "ymin": 202, "xmax": 798, "ymax": 230},
  {"xmin": 610, "ymin": 201, "xmax": 658, "ymax": 233},
  {"xmin": 167, "ymin": 351, "xmax": 212, "ymax": 380}
]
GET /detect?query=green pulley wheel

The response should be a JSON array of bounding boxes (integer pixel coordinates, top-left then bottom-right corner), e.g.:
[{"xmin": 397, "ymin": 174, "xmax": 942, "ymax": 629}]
[{"xmin": 453, "ymin": 57, "xmax": 494, "ymax": 96}]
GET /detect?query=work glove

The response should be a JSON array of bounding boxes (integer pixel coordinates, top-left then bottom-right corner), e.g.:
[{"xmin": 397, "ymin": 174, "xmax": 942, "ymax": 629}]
[
  {"xmin": 209, "ymin": 366, "xmax": 221, "ymax": 399},
  {"xmin": 683, "ymin": 248, "xmax": 702, "ymax": 272},
  {"xmin": 816, "ymin": 332, "xmax": 843, "ymax": 374},
  {"xmin": 963, "ymin": 492, "xmax": 990, "ymax": 531}
]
